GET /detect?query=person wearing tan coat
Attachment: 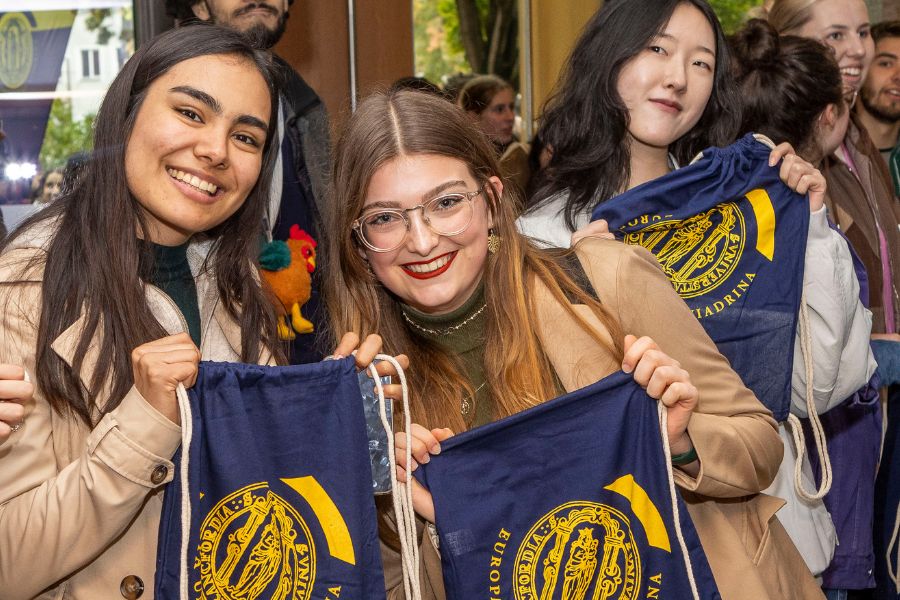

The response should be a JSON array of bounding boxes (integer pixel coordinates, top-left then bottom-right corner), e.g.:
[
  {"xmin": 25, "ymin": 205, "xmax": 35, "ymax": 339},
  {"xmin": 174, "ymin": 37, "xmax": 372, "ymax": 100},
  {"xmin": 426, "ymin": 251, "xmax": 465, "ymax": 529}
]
[
  {"xmin": 323, "ymin": 89, "xmax": 824, "ymax": 600},
  {"xmin": 0, "ymin": 27, "xmax": 285, "ymax": 599}
]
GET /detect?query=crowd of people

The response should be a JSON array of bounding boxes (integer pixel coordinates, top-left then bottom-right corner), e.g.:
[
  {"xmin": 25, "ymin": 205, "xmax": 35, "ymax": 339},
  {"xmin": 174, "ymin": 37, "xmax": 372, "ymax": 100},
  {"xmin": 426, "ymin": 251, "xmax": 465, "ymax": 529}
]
[{"xmin": 0, "ymin": 0, "xmax": 897, "ymax": 598}]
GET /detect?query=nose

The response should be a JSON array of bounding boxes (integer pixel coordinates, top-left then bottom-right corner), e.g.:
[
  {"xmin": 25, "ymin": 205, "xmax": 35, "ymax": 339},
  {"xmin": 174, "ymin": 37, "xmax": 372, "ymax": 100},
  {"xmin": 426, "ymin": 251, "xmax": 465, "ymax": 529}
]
[
  {"xmin": 664, "ymin": 58, "xmax": 687, "ymax": 92},
  {"xmin": 194, "ymin": 127, "xmax": 229, "ymax": 167},
  {"xmin": 846, "ymin": 34, "xmax": 866, "ymax": 59},
  {"xmin": 404, "ymin": 208, "xmax": 440, "ymax": 255}
]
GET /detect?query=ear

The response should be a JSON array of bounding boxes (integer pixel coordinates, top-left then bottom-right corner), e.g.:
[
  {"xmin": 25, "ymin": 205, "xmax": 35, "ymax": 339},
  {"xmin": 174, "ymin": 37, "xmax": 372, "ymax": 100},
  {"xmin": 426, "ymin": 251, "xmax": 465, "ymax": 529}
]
[
  {"xmin": 819, "ymin": 103, "xmax": 838, "ymax": 128},
  {"xmin": 192, "ymin": 0, "xmax": 212, "ymax": 21},
  {"xmin": 485, "ymin": 175, "xmax": 503, "ymax": 229}
]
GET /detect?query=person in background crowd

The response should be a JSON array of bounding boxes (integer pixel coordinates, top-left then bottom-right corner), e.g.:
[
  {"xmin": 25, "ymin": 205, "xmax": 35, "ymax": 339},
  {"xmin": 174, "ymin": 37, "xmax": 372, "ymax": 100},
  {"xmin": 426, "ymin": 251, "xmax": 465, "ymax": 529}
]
[
  {"xmin": 442, "ymin": 72, "xmax": 476, "ymax": 103},
  {"xmin": 857, "ymin": 20, "xmax": 900, "ymax": 195},
  {"xmin": 165, "ymin": 0, "xmax": 332, "ymax": 364},
  {"xmin": 32, "ymin": 168, "xmax": 64, "ymax": 206},
  {"xmin": 458, "ymin": 75, "xmax": 530, "ymax": 193},
  {"xmin": 325, "ymin": 87, "xmax": 822, "ymax": 600},
  {"xmin": 731, "ymin": 19, "xmax": 879, "ymax": 600}
]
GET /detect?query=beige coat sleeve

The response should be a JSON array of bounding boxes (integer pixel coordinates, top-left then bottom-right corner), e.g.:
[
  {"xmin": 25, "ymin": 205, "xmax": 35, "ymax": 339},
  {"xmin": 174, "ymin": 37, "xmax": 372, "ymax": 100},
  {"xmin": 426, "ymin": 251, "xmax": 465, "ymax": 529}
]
[
  {"xmin": 580, "ymin": 240, "xmax": 783, "ymax": 498},
  {"xmin": 0, "ymin": 281, "xmax": 182, "ymax": 599}
]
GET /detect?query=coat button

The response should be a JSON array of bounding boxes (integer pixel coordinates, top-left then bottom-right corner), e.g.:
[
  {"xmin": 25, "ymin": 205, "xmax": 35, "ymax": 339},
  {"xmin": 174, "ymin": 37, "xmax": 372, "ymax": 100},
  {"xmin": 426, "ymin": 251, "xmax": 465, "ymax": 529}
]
[
  {"xmin": 150, "ymin": 465, "xmax": 168, "ymax": 485},
  {"xmin": 120, "ymin": 575, "xmax": 144, "ymax": 598}
]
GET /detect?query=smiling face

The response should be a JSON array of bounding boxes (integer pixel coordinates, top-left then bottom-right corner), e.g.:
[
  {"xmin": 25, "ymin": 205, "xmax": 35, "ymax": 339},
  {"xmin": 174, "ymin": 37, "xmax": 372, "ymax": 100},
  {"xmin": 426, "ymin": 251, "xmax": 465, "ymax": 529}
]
[
  {"xmin": 616, "ymin": 2, "xmax": 716, "ymax": 154},
  {"xmin": 124, "ymin": 53, "xmax": 270, "ymax": 246},
  {"xmin": 360, "ymin": 154, "xmax": 500, "ymax": 315},
  {"xmin": 474, "ymin": 87, "xmax": 516, "ymax": 146},
  {"xmin": 796, "ymin": 0, "xmax": 873, "ymax": 95},
  {"xmin": 860, "ymin": 35, "xmax": 900, "ymax": 123}
]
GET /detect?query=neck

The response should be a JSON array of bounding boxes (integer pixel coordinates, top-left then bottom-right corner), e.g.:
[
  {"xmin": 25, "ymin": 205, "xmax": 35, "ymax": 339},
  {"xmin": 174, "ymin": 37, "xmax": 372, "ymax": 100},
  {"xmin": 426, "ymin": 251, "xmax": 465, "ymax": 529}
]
[
  {"xmin": 856, "ymin": 104, "xmax": 900, "ymax": 149},
  {"xmin": 627, "ymin": 138, "xmax": 671, "ymax": 191}
]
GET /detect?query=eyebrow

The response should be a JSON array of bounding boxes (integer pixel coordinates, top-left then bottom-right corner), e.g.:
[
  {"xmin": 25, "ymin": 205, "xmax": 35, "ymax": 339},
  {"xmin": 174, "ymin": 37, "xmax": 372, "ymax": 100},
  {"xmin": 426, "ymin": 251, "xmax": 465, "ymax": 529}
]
[
  {"xmin": 876, "ymin": 51, "xmax": 898, "ymax": 60},
  {"xmin": 656, "ymin": 33, "xmax": 715, "ymax": 57},
  {"xmin": 362, "ymin": 180, "xmax": 468, "ymax": 210},
  {"xmin": 170, "ymin": 85, "xmax": 269, "ymax": 131}
]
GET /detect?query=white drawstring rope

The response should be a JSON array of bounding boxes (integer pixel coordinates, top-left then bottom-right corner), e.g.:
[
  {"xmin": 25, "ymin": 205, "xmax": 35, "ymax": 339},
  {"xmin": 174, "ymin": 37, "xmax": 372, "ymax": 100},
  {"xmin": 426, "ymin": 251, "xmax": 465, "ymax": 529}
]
[
  {"xmin": 888, "ymin": 495, "xmax": 900, "ymax": 593},
  {"xmin": 658, "ymin": 404, "xmax": 700, "ymax": 600},
  {"xmin": 175, "ymin": 382, "xmax": 193, "ymax": 600},
  {"xmin": 786, "ymin": 292, "xmax": 833, "ymax": 501},
  {"xmin": 370, "ymin": 354, "xmax": 422, "ymax": 600}
]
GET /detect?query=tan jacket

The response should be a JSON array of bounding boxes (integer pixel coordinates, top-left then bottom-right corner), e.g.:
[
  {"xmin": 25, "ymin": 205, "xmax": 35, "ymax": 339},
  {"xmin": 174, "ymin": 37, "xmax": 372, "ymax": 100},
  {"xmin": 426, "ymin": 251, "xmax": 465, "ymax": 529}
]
[
  {"xmin": 384, "ymin": 239, "xmax": 822, "ymax": 600},
  {"xmin": 0, "ymin": 226, "xmax": 251, "ymax": 599}
]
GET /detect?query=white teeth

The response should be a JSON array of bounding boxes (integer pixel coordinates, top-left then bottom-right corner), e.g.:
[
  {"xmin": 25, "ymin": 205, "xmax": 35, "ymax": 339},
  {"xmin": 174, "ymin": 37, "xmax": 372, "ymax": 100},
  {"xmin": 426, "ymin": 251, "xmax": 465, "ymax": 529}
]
[
  {"xmin": 405, "ymin": 254, "xmax": 451, "ymax": 273},
  {"xmin": 840, "ymin": 67, "xmax": 861, "ymax": 77},
  {"xmin": 166, "ymin": 168, "xmax": 218, "ymax": 195}
]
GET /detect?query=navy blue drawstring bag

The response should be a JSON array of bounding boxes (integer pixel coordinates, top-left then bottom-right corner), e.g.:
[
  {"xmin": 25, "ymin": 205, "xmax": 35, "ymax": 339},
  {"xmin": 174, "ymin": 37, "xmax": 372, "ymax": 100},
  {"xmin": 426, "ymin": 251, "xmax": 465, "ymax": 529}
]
[
  {"xmin": 155, "ymin": 358, "xmax": 386, "ymax": 600},
  {"xmin": 416, "ymin": 371, "xmax": 720, "ymax": 600},
  {"xmin": 593, "ymin": 134, "xmax": 809, "ymax": 422}
]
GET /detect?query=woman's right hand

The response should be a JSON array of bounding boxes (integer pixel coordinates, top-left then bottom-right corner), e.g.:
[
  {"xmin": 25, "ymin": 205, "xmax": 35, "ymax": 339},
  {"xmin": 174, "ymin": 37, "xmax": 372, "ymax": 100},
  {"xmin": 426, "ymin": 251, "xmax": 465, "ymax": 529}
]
[
  {"xmin": 394, "ymin": 423, "xmax": 454, "ymax": 523},
  {"xmin": 131, "ymin": 333, "xmax": 200, "ymax": 425},
  {"xmin": 0, "ymin": 365, "xmax": 32, "ymax": 445}
]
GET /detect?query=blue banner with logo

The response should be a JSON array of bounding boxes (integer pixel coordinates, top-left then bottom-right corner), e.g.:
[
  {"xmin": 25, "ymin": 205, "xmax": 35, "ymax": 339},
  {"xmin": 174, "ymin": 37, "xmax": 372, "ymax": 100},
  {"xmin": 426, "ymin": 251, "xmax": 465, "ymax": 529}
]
[
  {"xmin": 592, "ymin": 134, "xmax": 809, "ymax": 422},
  {"xmin": 1, "ymin": 12, "xmax": 75, "ymax": 175},
  {"xmin": 416, "ymin": 371, "xmax": 720, "ymax": 600},
  {"xmin": 155, "ymin": 359, "xmax": 386, "ymax": 600}
]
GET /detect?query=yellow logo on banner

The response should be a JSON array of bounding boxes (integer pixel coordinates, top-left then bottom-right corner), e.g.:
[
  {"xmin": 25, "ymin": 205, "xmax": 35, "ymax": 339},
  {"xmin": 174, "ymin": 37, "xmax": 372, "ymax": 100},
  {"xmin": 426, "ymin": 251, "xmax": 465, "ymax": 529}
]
[
  {"xmin": 195, "ymin": 478, "xmax": 355, "ymax": 600},
  {"xmin": 0, "ymin": 12, "xmax": 33, "ymax": 90}
]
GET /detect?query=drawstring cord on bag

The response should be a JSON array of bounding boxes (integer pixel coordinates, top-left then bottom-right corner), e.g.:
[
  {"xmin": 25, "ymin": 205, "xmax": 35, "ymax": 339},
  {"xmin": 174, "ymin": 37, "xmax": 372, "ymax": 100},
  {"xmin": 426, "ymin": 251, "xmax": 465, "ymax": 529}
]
[
  {"xmin": 658, "ymin": 405, "xmax": 701, "ymax": 600},
  {"xmin": 175, "ymin": 383, "xmax": 193, "ymax": 600},
  {"xmin": 370, "ymin": 354, "xmax": 422, "ymax": 600},
  {"xmin": 786, "ymin": 293, "xmax": 833, "ymax": 501}
]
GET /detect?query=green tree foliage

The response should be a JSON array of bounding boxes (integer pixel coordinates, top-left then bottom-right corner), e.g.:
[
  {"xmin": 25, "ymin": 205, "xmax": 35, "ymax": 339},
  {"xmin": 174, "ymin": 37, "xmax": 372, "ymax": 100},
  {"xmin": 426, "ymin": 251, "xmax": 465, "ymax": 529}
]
[
  {"xmin": 709, "ymin": 0, "xmax": 763, "ymax": 34},
  {"xmin": 414, "ymin": 0, "xmax": 518, "ymax": 86},
  {"xmin": 39, "ymin": 99, "xmax": 94, "ymax": 172}
]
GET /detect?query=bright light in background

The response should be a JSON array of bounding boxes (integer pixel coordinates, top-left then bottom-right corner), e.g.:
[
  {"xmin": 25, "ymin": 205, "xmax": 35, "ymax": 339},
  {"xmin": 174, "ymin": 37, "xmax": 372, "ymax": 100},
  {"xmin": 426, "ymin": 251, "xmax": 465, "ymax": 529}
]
[{"xmin": 4, "ymin": 162, "xmax": 38, "ymax": 182}]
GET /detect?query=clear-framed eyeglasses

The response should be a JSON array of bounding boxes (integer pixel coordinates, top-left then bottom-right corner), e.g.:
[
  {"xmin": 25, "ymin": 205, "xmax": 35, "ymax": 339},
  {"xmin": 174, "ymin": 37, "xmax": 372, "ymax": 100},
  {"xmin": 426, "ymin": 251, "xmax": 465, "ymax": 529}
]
[{"xmin": 352, "ymin": 184, "xmax": 486, "ymax": 253}]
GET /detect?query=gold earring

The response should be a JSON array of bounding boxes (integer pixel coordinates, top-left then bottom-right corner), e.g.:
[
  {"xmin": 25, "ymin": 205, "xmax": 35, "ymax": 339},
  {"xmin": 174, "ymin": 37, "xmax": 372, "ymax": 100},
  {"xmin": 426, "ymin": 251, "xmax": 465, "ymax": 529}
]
[{"xmin": 487, "ymin": 229, "xmax": 501, "ymax": 254}]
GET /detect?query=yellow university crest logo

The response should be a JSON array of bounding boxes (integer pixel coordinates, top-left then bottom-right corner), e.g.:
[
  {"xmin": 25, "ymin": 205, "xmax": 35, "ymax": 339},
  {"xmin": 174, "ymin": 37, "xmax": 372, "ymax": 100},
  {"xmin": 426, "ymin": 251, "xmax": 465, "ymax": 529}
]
[
  {"xmin": 195, "ymin": 478, "xmax": 355, "ymax": 600},
  {"xmin": 0, "ymin": 12, "xmax": 33, "ymax": 90}
]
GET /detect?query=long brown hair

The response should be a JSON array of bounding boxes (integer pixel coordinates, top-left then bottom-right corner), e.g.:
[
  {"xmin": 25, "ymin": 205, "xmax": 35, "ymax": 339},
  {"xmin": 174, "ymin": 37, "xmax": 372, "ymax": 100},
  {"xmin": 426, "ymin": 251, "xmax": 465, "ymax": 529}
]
[
  {"xmin": 325, "ymin": 90, "xmax": 623, "ymax": 433},
  {"xmin": 3, "ymin": 25, "xmax": 285, "ymax": 424}
]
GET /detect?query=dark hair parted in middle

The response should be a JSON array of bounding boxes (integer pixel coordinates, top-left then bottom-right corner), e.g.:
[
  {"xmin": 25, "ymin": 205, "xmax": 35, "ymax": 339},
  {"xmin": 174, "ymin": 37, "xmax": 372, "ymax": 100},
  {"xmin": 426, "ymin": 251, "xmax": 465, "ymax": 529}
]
[
  {"xmin": 730, "ymin": 19, "xmax": 844, "ymax": 155},
  {"xmin": 4, "ymin": 24, "xmax": 284, "ymax": 424},
  {"xmin": 529, "ymin": 0, "xmax": 739, "ymax": 229}
]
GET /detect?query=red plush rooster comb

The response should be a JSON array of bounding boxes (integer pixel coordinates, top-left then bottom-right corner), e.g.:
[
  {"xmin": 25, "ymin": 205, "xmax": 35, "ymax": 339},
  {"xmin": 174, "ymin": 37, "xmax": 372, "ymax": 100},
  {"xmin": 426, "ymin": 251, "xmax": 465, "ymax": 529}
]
[{"xmin": 289, "ymin": 225, "xmax": 317, "ymax": 247}]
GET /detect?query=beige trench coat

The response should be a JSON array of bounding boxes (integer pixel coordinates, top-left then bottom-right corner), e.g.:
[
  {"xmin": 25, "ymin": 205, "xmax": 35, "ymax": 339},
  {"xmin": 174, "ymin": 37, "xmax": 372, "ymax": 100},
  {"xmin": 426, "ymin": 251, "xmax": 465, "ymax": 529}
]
[
  {"xmin": 0, "ymin": 226, "xmax": 256, "ymax": 600},
  {"xmin": 384, "ymin": 238, "xmax": 823, "ymax": 600}
]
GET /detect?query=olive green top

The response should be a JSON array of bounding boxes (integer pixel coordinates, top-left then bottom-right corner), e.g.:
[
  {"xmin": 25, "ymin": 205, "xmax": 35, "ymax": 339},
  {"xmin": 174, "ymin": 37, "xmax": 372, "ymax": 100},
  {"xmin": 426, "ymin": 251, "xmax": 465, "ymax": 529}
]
[
  {"xmin": 142, "ymin": 241, "xmax": 202, "ymax": 348},
  {"xmin": 400, "ymin": 283, "xmax": 492, "ymax": 429}
]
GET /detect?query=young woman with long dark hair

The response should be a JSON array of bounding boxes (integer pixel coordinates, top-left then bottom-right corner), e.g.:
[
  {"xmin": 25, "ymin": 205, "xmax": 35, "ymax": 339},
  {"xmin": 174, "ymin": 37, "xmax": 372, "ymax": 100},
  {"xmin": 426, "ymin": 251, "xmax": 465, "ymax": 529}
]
[
  {"xmin": 325, "ymin": 89, "xmax": 823, "ymax": 599},
  {"xmin": 0, "ymin": 24, "xmax": 396, "ymax": 599}
]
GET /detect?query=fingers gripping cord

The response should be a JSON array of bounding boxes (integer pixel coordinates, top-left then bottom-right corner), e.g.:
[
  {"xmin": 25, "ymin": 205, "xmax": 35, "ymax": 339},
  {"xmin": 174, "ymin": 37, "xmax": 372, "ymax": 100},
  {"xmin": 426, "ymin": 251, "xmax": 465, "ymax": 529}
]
[
  {"xmin": 658, "ymin": 405, "xmax": 701, "ymax": 600},
  {"xmin": 371, "ymin": 354, "xmax": 423, "ymax": 600},
  {"xmin": 176, "ymin": 383, "xmax": 193, "ymax": 600},
  {"xmin": 786, "ymin": 293, "xmax": 832, "ymax": 501}
]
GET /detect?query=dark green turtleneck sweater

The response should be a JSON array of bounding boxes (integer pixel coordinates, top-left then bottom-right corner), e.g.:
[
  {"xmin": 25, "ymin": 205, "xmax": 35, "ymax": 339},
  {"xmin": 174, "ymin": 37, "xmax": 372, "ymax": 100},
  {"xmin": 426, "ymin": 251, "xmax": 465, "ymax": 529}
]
[
  {"xmin": 142, "ymin": 241, "xmax": 202, "ymax": 347},
  {"xmin": 400, "ymin": 284, "xmax": 492, "ymax": 429}
]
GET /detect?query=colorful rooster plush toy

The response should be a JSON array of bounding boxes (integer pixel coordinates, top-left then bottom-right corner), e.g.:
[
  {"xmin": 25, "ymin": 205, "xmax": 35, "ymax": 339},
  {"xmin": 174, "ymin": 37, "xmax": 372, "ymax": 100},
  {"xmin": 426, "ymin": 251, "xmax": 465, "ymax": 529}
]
[{"xmin": 259, "ymin": 224, "xmax": 317, "ymax": 340}]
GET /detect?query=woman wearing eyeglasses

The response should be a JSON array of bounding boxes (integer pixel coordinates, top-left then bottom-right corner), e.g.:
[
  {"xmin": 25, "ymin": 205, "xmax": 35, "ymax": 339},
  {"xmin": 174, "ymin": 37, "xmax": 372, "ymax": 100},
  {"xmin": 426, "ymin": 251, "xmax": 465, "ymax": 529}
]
[{"xmin": 324, "ymin": 89, "xmax": 819, "ymax": 599}]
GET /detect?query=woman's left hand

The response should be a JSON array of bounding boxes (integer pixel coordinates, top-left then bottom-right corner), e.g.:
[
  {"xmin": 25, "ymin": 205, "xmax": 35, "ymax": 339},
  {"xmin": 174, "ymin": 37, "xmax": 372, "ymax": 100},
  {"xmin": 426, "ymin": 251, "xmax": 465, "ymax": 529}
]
[
  {"xmin": 768, "ymin": 142, "xmax": 827, "ymax": 212},
  {"xmin": 331, "ymin": 332, "xmax": 409, "ymax": 401},
  {"xmin": 622, "ymin": 334, "xmax": 697, "ymax": 456}
]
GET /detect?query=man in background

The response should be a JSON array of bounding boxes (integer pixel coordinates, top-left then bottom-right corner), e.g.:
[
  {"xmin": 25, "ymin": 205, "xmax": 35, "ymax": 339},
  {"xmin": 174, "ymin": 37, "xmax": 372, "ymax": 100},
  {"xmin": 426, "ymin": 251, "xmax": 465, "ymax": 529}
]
[{"xmin": 857, "ymin": 20, "xmax": 900, "ymax": 195}]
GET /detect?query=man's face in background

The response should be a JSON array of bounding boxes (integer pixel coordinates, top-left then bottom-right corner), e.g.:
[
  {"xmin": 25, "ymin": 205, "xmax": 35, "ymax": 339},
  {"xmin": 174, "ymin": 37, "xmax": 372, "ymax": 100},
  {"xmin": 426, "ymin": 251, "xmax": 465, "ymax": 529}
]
[
  {"xmin": 860, "ymin": 35, "xmax": 900, "ymax": 124},
  {"xmin": 192, "ymin": 0, "xmax": 289, "ymax": 50}
]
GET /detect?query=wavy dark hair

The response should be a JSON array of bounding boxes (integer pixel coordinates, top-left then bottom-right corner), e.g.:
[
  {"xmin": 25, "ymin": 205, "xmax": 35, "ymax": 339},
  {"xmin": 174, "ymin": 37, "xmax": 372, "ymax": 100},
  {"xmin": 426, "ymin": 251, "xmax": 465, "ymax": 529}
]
[
  {"xmin": 730, "ymin": 19, "xmax": 844, "ymax": 159},
  {"xmin": 3, "ymin": 24, "xmax": 285, "ymax": 423},
  {"xmin": 528, "ymin": 0, "xmax": 740, "ymax": 230}
]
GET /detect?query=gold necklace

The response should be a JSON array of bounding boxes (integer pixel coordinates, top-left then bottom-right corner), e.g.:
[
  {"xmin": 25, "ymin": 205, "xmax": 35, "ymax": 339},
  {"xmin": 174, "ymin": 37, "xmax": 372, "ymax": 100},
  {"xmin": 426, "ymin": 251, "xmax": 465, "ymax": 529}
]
[{"xmin": 401, "ymin": 303, "xmax": 487, "ymax": 336}]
